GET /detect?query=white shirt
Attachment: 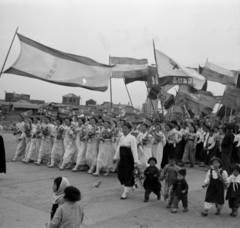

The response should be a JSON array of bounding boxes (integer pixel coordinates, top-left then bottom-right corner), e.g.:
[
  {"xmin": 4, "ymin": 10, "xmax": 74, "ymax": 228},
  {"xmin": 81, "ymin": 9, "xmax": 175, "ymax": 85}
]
[
  {"xmin": 114, "ymin": 133, "xmax": 139, "ymax": 163},
  {"xmin": 204, "ymin": 169, "xmax": 228, "ymax": 185}
]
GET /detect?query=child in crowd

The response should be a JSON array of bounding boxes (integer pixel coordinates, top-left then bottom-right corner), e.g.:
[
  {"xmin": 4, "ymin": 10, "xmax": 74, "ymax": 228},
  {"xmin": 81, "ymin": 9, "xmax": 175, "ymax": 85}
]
[
  {"xmin": 226, "ymin": 165, "xmax": 240, "ymax": 217},
  {"xmin": 51, "ymin": 177, "xmax": 70, "ymax": 220},
  {"xmin": 201, "ymin": 157, "xmax": 228, "ymax": 216},
  {"xmin": 171, "ymin": 168, "xmax": 189, "ymax": 213},
  {"xmin": 160, "ymin": 156, "xmax": 180, "ymax": 208},
  {"xmin": 45, "ymin": 186, "xmax": 84, "ymax": 228},
  {"xmin": 143, "ymin": 157, "xmax": 161, "ymax": 202}
]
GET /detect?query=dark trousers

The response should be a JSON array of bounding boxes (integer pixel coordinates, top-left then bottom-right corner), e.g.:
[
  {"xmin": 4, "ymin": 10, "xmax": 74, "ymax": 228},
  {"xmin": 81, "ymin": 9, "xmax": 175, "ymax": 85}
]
[
  {"xmin": 229, "ymin": 197, "xmax": 240, "ymax": 209},
  {"xmin": 173, "ymin": 194, "xmax": 188, "ymax": 209},
  {"xmin": 144, "ymin": 186, "xmax": 160, "ymax": 200}
]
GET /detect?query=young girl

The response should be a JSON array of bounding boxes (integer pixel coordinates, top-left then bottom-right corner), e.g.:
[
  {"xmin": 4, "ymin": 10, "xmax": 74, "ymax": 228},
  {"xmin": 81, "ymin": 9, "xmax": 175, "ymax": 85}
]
[
  {"xmin": 50, "ymin": 176, "xmax": 70, "ymax": 219},
  {"xmin": 45, "ymin": 186, "xmax": 84, "ymax": 228},
  {"xmin": 226, "ymin": 165, "xmax": 240, "ymax": 217},
  {"xmin": 201, "ymin": 157, "xmax": 228, "ymax": 216}
]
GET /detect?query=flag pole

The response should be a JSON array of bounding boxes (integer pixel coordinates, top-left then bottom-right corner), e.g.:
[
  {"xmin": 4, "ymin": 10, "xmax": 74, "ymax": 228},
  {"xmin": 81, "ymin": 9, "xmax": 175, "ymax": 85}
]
[
  {"xmin": 123, "ymin": 80, "xmax": 134, "ymax": 107},
  {"xmin": 0, "ymin": 27, "xmax": 19, "ymax": 77},
  {"xmin": 109, "ymin": 55, "xmax": 113, "ymax": 107},
  {"xmin": 152, "ymin": 39, "xmax": 164, "ymax": 121},
  {"xmin": 144, "ymin": 82, "xmax": 156, "ymax": 115},
  {"xmin": 229, "ymin": 69, "xmax": 239, "ymax": 123}
]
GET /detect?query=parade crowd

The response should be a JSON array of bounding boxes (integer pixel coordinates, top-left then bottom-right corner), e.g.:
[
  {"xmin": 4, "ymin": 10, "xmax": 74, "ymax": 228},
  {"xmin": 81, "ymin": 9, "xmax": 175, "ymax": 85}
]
[{"xmin": 9, "ymin": 115, "xmax": 240, "ymax": 219}]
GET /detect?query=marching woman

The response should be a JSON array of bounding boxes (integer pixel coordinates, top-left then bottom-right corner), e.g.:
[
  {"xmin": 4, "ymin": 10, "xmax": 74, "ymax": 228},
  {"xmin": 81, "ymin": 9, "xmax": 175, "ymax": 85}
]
[
  {"xmin": 59, "ymin": 118, "xmax": 77, "ymax": 170},
  {"xmin": 48, "ymin": 119, "xmax": 65, "ymax": 168},
  {"xmin": 113, "ymin": 122, "xmax": 139, "ymax": 200},
  {"xmin": 12, "ymin": 121, "xmax": 29, "ymax": 161},
  {"xmin": 161, "ymin": 123, "xmax": 178, "ymax": 169},
  {"xmin": 93, "ymin": 120, "xmax": 115, "ymax": 176},
  {"xmin": 22, "ymin": 118, "xmax": 41, "ymax": 163},
  {"xmin": 0, "ymin": 122, "xmax": 6, "ymax": 174},
  {"xmin": 85, "ymin": 118, "xmax": 99, "ymax": 174},
  {"xmin": 35, "ymin": 116, "xmax": 53, "ymax": 165},
  {"xmin": 151, "ymin": 123, "xmax": 166, "ymax": 170},
  {"xmin": 137, "ymin": 123, "xmax": 153, "ymax": 168},
  {"xmin": 72, "ymin": 117, "xmax": 88, "ymax": 172},
  {"xmin": 22, "ymin": 117, "xmax": 34, "ymax": 161},
  {"xmin": 181, "ymin": 124, "xmax": 197, "ymax": 168}
]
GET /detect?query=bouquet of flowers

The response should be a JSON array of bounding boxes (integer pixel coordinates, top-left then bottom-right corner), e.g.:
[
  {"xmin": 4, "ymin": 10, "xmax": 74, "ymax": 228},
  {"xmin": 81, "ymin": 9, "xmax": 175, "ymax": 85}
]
[
  {"xmin": 32, "ymin": 125, "xmax": 41, "ymax": 139},
  {"xmin": 12, "ymin": 125, "xmax": 22, "ymax": 136},
  {"xmin": 142, "ymin": 133, "xmax": 152, "ymax": 146},
  {"xmin": 167, "ymin": 131, "xmax": 176, "ymax": 144},
  {"xmin": 79, "ymin": 127, "xmax": 88, "ymax": 141},
  {"xmin": 41, "ymin": 125, "xmax": 50, "ymax": 140},
  {"xmin": 87, "ymin": 125, "xmax": 97, "ymax": 141},
  {"xmin": 132, "ymin": 166, "xmax": 144, "ymax": 189},
  {"xmin": 112, "ymin": 127, "xmax": 121, "ymax": 143},
  {"xmin": 56, "ymin": 126, "xmax": 65, "ymax": 140},
  {"xmin": 68, "ymin": 124, "xmax": 77, "ymax": 141},
  {"xmin": 24, "ymin": 123, "xmax": 32, "ymax": 138},
  {"xmin": 153, "ymin": 132, "xmax": 163, "ymax": 145},
  {"xmin": 100, "ymin": 129, "xmax": 113, "ymax": 142}
]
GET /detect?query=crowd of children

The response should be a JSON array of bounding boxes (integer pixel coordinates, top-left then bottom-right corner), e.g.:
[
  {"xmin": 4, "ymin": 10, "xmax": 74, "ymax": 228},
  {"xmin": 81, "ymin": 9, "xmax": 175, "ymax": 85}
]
[{"xmin": 10, "ymin": 115, "xmax": 240, "ymax": 217}]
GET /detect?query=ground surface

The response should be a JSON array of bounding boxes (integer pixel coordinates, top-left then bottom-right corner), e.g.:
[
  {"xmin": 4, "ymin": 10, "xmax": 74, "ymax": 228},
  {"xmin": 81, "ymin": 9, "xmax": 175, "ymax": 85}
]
[{"xmin": 0, "ymin": 133, "xmax": 239, "ymax": 228}]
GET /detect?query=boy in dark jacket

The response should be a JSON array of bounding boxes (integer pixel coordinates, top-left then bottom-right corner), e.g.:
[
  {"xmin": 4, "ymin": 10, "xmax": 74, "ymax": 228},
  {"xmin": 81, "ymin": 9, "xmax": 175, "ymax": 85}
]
[
  {"xmin": 143, "ymin": 157, "xmax": 161, "ymax": 202},
  {"xmin": 171, "ymin": 168, "xmax": 189, "ymax": 213}
]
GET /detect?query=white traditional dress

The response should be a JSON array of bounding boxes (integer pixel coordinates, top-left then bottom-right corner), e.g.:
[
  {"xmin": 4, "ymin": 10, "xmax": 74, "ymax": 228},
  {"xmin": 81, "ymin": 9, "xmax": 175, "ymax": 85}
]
[
  {"xmin": 51, "ymin": 125, "xmax": 65, "ymax": 163},
  {"xmin": 62, "ymin": 125, "xmax": 77, "ymax": 164},
  {"xmin": 137, "ymin": 131, "xmax": 153, "ymax": 169},
  {"xmin": 151, "ymin": 130, "xmax": 166, "ymax": 170},
  {"xmin": 96, "ymin": 128, "xmax": 115, "ymax": 172},
  {"xmin": 75, "ymin": 125, "xmax": 87, "ymax": 166},
  {"xmin": 85, "ymin": 124, "xmax": 99, "ymax": 168}
]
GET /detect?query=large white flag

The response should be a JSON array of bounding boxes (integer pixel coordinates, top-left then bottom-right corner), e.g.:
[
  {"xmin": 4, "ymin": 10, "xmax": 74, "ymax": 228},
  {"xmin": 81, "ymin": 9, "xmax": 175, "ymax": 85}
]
[
  {"xmin": 4, "ymin": 34, "xmax": 114, "ymax": 92},
  {"xmin": 155, "ymin": 49, "xmax": 206, "ymax": 90},
  {"xmin": 201, "ymin": 61, "xmax": 237, "ymax": 85}
]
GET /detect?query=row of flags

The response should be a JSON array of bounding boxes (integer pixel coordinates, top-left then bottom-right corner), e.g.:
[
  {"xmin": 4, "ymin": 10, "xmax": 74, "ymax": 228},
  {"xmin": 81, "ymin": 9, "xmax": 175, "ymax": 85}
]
[{"xmin": 3, "ymin": 33, "xmax": 240, "ymax": 117}]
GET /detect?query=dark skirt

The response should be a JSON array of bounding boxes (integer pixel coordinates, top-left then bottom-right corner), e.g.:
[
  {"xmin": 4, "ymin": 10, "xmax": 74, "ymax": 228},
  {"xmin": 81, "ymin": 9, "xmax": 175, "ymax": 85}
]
[
  {"xmin": 196, "ymin": 142, "xmax": 203, "ymax": 161},
  {"xmin": 117, "ymin": 146, "xmax": 134, "ymax": 187},
  {"xmin": 226, "ymin": 183, "xmax": 240, "ymax": 209},
  {"xmin": 161, "ymin": 143, "xmax": 175, "ymax": 169},
  {"xmin": 205, "ymin": 179, "xmax": 225, "ymax": 205},
  {"xmin": 231, "ymin": 142, "xmax": 240, "ymax": 164},
  {"xmin": 0, "ymin": 136, "xmax": 6, "ymax": 173}
]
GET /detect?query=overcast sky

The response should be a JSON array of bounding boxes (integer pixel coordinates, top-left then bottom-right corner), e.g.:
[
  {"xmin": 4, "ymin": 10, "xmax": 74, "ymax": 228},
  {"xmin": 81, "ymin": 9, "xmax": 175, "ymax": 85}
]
[{"xmin": 0, "ymin": 0, "xmax": 239, "ymax": 108}]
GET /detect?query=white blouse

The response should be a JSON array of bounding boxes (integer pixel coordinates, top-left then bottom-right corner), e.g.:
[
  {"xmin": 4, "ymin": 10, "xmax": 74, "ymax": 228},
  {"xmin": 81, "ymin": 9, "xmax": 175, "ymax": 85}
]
[
  {"xmin": 204, "ymin": 169, "xmax": 228, "ymax": 185},
  {"xmin": 114, "ymin": 133, "xmax": 139, "ymax": 163}
]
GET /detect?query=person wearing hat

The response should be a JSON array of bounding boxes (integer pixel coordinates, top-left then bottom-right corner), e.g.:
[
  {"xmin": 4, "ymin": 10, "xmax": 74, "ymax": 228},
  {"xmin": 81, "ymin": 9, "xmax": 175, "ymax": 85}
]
[
  {"xmin": 201, "ymin": 157, "xmax": 228, "ymax": 216},
  {"xmin": 171, "ymin": 168, "xmax": 189, "ymax": 213},
  {"xmin": 226, "ymin": 165, "xmax": 240, "ymax": 217},
  {"xmin": 221, "ymin": 124, "xmax": 234, "ymax": 175},
  {"xmin": 143, "ymin": 157, "xmax": 161, "ymax": 202}
]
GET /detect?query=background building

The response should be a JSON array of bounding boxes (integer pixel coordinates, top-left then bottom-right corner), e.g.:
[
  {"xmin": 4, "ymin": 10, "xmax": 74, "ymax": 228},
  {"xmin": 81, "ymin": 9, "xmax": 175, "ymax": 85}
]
[
  {"xmin": 5, "ymin": 92, "xmax": 30, "ymax": 102},
  {"xmin": 62, "ymin": 93, "xmax": 80, "ymax": 106},
  {"xmin": 86, "ymin": 99, "xmax": 97, "ymax": 106}
]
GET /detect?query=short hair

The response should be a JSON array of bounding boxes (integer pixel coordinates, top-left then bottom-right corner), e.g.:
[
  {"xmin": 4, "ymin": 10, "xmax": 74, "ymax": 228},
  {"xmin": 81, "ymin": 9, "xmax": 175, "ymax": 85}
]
[
  {"xmin": 141, "ymin": 123, "xmax": 148, "ymax": 129},
  {"xmin": 122, "ymin": 122, "xmax": 132, "ymax": 130},
  {"xmin": 64, "ymin": 186, "xmax": 81, "ymax": 202},
  {"xmin": 77, "ymin": 117, "xmax": 85, "ymax": 124},
  {"xmin": 56, "ymin": 118, "xmax": 63, "ymax": 124}
]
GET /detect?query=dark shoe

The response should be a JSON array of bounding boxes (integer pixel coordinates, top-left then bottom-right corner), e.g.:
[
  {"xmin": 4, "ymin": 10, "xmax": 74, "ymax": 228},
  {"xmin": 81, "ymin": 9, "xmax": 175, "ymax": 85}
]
[
  {"xmin": 143, "ymin": 199, "xmax": 148, "ymax": 202},
  {"xmin": 201, "ymin": 212, "xmax": 208, "ymax": 217},
  {"xmin": 215, "ymin": 210, "xmax": 221, "ymax": 215},
  {"xmin": 120, "ymin": 196, "xmax": 128, "ymax": 200},
  {"xmin": 183, "ymin": 208, "xmax": 188, "ymax": 212}
]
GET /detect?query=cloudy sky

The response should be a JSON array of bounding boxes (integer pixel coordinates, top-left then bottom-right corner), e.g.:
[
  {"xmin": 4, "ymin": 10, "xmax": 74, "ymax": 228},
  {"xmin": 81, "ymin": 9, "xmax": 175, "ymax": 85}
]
[{"xmin": 0, "ymin": 0, "xmax": 239, "ymax": 108}]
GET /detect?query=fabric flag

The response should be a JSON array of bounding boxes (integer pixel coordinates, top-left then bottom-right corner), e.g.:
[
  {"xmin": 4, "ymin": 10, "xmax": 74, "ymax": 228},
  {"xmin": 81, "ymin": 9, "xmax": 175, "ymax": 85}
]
[
  {"xmin": 148, "ymin": 86, "xmax": 161, "ymax": 100},
  {"xmin": 21, "ymin": 110, "xmax": 33, "ymax": 117},
  {"xmin": 217, "ymin": 105, "xmax": 234, "ymax": 119},
  {"xmin": 201, "ymin": 61, "xmax": 237, "ymax": 85},
  {"xmin": 176, "ymin": 86, "xmax": 217, "ymax": 114},
  {"xmin": 4, "ymin": 34, "xmax": 113, "ymax": 92},
  {"xmin": 110, "ymin": 57, "xmax": 148, "ymax": 79},
  {"xmin": 222, "ymin": 85, "xmax": 240, "ymax": 111},
  {"xmin": 154, "ymin": 49, "xmax": 205, "ymax": 90}
]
